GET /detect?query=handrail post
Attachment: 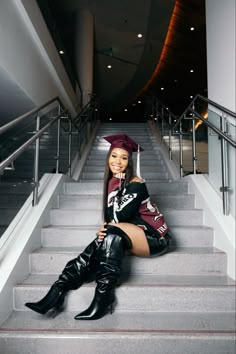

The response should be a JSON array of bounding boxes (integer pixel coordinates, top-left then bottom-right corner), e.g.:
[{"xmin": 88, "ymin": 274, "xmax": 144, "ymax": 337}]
[
  {"xmin": 220, "ymin": 114, "xmax": 230, "ymax": 215},
  {"xmin": 155, "ymin": 100, "xmax": 159, "ymax": 128},
  {"xmin": 32, "ymin": 113, "xmax": 40, "ymax": 206},
  {"xmin": 192, "ymin": 111, "xmax": 197, "ymax": 174},
  {"xmin": 161, "ymin": 107, "xmax": 164, "ymax": 143},
  {"xmin": 56, "ymin": 117, "xmax": 61, "ymax": 173},
  {"xmin": 179, "ymin": 121, "xmax": 184, "ymax": 178},
  {"xmin": 68, "ymin": 119, "xmax": 72, "ymax": 177},
  {"xmin": 168, "ymin": 114, "xmax": 172, "ymax": 160}
]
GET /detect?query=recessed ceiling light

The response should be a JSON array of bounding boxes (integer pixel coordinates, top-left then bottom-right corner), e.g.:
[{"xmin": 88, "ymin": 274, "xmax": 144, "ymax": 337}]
[
  {"xmin": 137, "ymin": 33, "xmax": 143, "ymax": 38},
  {"xmin": 124, "ymin": 108, "xmax": 128, "ymax": 111},
  {"xmin": 161, "ymin": 87, "xmax": 164, "ymax": 90},
  {"xmin": 138, "ymin": 100, "xmax": 142, "ymax": 104},
  {"xmin": 190, "ymin": 27, "xmax": 195, "ymax": 31},
  {"xmin": 109, "ymin": 117, "xmax": 112, "ymax": 121},
  {"xmin": 107, "ymin": 65, "xmax": 112, "ymax": 69},
  {"xmin": 59, "ymin": 50, "xmax": 64, "ymax": 54},
  {"xmin": 190, "ymin": 95, "xmax": 193, "ymax": 98},
  {"xmin": 190, "ymin": 69, "xmax": 194, "ymax": 73}
]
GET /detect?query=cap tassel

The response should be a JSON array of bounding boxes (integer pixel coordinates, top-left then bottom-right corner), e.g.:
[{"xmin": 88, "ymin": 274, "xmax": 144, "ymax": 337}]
[{"xmin": 136, "ymin": 144, "xmax": 142, "ymax": 178}]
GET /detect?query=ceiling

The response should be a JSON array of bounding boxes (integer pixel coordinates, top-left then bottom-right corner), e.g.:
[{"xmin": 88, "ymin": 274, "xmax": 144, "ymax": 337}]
[{"xmin": 37, "ymin": 0, "xmax": 207, "ymax": 121}]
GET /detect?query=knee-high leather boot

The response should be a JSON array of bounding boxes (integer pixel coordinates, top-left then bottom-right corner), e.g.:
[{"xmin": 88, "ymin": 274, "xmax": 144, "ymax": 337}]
[
  {"xmin": 25, "ymin": 238, "xmax": 100, "ymax": 316},
  {"xmin": 74, "ymin": 225, "xmax": 132, "ymax": 320}
]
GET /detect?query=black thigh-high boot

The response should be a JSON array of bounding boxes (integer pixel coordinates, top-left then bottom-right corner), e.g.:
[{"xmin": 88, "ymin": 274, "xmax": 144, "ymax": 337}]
[
  {"xmin": 25, "ymin": 238, "xmax": 100, "ymax": 316},
  {"xmin": 74, "ymin": 225, "xmax": 132, "ymax": 320}
]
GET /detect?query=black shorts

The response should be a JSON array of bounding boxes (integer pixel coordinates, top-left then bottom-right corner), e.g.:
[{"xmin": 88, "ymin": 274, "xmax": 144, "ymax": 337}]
[{"xmin": 144, "ymin": 231, "xmax": 171, "ymax": 256}]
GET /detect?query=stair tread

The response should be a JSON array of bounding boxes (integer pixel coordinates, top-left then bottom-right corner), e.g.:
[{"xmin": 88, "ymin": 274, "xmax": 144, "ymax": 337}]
[
  {"xmin": 1, "ymin": 311, "xmax": 235, "ymax": 332},
  {"xmin": 31, "ymin": 246, "xmax": 223, "ymax": 254},
  {"xmin": 20, "ymin": 274, "xmax": 236, "ymax": 286},
  {"xmin": 42, "ymin": 224, "xmax": 212, "ymax": 231}
]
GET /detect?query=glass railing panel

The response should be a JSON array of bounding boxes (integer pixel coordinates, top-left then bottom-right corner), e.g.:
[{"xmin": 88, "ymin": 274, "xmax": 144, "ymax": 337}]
[{"xmin": 0, "ymin": 109, "xmax": 73, "ymax": 238}]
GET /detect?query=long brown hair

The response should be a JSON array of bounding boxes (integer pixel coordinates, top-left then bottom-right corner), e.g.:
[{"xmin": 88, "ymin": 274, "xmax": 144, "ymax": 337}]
[{"xmin": 102, "ymin": 148, "xmax": 134, "ymax": 222}]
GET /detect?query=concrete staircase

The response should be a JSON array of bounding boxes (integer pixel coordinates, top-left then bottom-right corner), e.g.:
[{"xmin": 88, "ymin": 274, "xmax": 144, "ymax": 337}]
[{"xmin": 0, "ymin": 123, "xmax": 235, "ymax": 353}]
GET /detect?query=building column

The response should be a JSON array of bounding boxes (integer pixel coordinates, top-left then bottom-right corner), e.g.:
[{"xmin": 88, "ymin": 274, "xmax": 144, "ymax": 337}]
[
  {"xmin": 205, "ymin": 0, "xmax": 236, "ymax": 217},
  {"xmin": 75, "ymin": 9, "xmax": 94, "ymax": 107}
]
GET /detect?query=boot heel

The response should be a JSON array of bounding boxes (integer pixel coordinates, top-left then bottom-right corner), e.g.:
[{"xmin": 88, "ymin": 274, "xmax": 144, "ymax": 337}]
[
  {"xmin": 50, "ymin": 295, "xmax": 65, "ymax": 318},
  {"xmin": 109, "ymin": 303, "xmax": 114, "ymax": 314}
]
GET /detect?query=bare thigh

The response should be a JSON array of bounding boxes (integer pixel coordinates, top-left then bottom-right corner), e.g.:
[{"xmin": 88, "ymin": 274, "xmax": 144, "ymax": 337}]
[{"xmin": 109, "ymin": 222, "xmax": 150, "ymax": 257}]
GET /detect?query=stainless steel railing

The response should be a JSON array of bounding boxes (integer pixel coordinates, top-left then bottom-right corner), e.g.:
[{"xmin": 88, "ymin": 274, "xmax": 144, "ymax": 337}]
[
  {"xmin": 149, "ymin": 94, "xmax": 236, "ymax": 215},
  {"xmin": 0, "ymin": 96, "xmax": 98, "ymax": 206}
]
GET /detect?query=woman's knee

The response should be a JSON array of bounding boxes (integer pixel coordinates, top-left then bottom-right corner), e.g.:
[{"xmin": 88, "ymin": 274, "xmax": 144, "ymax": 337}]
[
  {"xmin": 111, "ymin": 223, "xmax": 150, "ymax": 256},
  {"xmin": 106, "ymin": 223, "xmax": 132, "ymax": 249}
]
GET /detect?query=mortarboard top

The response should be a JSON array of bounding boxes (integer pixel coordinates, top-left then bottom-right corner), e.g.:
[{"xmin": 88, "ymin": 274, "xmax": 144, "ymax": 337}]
[{"xmin": 103, "ymin": 134, "xmax": 144, "ymax": 155}]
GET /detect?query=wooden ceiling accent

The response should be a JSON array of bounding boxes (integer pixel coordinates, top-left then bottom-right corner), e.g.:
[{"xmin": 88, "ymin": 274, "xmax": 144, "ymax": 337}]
[{"xmin": 139, "ymin": 0, "xmax": 207, "ymax": 115}]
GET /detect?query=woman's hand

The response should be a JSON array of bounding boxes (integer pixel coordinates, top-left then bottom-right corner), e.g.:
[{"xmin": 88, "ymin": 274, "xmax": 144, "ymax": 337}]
[
  {"xmin": 96, "ymin": 223, "xmax": 107, "ymax": 242},
  {"xmin": 114, "ymin": 173, "xmax": 126, "ymax": 179}
]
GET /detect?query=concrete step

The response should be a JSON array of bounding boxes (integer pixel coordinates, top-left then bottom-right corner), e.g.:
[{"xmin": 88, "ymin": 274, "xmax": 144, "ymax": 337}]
[
  {"xmin": 20, "ymin": 273, "xmax": 236, "ymax": 287},
  {"xmin": 64, "ymin": 181, "xmax": 189, "ymax": 195},
  {"xmin": 1, "ymin": 311, "xmax": 234, "ymax": 354},
  {"xmin": 88, "ymin": 151, "xmax": 162, "ymax": 159},
  {"xmin": 58, "ymin": 193, "xmax": 195, "ymax": 210},
  {"xmin": 90, "ymin": 144, "xmax": 161, "ymax": 151},
  {"xmin": 28, "ymin": 247, "xmax": 227, "ymax": 275},
  {"xmin": 87, "ymin": 153, "xmax": 162, "ymax": 161},
  {"xmin": 49, "ymin": 208, "xmax": 204, "ymax": 227},
  {"xmin": 41, "ymin": 225, "xmax": 213, "ymax": 248},
  {"xmin": 85, "ymin": 159, "xmax": 165, "ymax": 166},
  {"xmin": 15, "ymin": 280, "xmax": 235, "ymax": 312},
  {"xmin": 81, "ymin": 171, "xmax": 169, "ymax": 180},
  {"xmin": 84, "ymin": 164, "xmax": 165, "ymax": 172}
]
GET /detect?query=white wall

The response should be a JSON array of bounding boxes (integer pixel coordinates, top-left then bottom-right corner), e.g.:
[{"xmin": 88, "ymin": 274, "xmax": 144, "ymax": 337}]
[
  {"xmin": 205, "ymin": 0, "xmax": 236, "ymax": 218},
  {"xmin": 0, "ymin": 0, "xmax": 80, "ymax": 117}
]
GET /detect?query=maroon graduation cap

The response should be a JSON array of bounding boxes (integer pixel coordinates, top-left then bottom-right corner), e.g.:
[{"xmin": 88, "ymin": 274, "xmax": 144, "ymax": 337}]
[
  {"xmin": 103, "ymin": 134, "xmax": 144, "ymax": 154},
  {"xmin": 103, "ymin": 134, "xmax": 144, "ymax": 177}
]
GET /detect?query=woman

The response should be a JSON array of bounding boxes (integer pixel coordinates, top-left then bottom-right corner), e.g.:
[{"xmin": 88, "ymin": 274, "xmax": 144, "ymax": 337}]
[{"xmin": 25, "ymin": 134, "xmax": 171, "ymax": 320}]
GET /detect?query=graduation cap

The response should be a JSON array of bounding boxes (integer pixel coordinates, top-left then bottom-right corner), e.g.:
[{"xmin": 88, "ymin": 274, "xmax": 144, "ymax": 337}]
[{"xmin": 103, "ymin": 134, "xmax": 144, "ymax": 178}]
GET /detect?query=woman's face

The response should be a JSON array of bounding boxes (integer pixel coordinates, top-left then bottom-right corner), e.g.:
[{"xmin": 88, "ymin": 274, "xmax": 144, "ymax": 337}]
[{"xmin": 108, "ymin": 148, "xmax": 129, "ymax": 175}]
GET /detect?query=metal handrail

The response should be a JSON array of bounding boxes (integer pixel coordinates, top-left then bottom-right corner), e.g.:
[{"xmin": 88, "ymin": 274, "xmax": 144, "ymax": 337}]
[
  {"xmin": 169, "ymin": 94, "xmax": 235, "ymax": 215},
  {"xmin": 187, "ymin": 107, "xmax": 236, "ymax": 148},
  {"xmin": 0, "ymin": 96, "xmax": 64, "ymax": 136},
  {"xmin": 0, "ymin": 96, "xmax": 99, "ymax": 206},
  {"xmin": 173, "ymin": 94, "xmax": 236, "ymax": 131}
]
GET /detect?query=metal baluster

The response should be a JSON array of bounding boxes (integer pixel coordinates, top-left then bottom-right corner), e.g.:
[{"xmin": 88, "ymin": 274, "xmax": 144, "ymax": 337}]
[
  {"xmin": 168, "ymin": 114, "xmax": 172, "ymax": 160},
  {"xmin": 161, "ymin": 107, "xmax": 164, "ymax": 143},
  {"xmin": 179, "ymin": 121, "xmax": 183, "ymax": 178},
  {"xmin": 32, "ymin": 113, "xmax": 40, "ymax": 206},
  {"xmin": 155, "ymin": 100, "xmax": 159, "ymax": 128},
  {"xmin": 68, "ymin": 118, "xmax": 72, "ymax": 177},
  {"xmin": 192, "ymin": 112, "xmax": 197, "ymax": 174},
  {"xmin": 220, "ymin": 115, "xmax": 230, "ymax": 215},
  {"xmin": 56, "ymin": 118, "xmax": 61, "ymax": 173}
]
